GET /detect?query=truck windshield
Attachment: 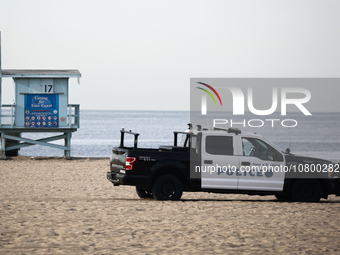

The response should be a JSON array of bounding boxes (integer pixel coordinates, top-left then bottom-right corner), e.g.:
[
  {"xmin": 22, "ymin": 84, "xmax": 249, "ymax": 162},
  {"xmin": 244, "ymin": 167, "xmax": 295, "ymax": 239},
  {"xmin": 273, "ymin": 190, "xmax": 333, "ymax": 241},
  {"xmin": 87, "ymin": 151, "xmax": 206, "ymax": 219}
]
[{"xmin": 242, "ymin": 137, "xmax": 283, "ymax": 161}]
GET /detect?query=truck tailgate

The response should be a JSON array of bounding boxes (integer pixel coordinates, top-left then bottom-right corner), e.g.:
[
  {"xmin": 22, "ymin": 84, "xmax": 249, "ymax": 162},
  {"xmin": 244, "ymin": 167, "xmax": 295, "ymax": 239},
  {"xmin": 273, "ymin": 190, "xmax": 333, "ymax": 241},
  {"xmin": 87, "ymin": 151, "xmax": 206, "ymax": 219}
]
[{"xmin": 110, "ymin": 148, "xmax": 127, "ymax": 173}]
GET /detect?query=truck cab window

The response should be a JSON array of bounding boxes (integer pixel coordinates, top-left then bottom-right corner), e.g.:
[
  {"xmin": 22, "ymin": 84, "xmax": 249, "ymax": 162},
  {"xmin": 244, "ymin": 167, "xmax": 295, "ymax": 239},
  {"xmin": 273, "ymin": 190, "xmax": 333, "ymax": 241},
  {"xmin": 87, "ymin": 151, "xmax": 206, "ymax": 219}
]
[
  {"xmin": 206, "ymin": 136, "xmax": 233, "ymax": 155},
  {"xmin": 242, "ymin": 137, "xmax": 283, "ymax": 161}
]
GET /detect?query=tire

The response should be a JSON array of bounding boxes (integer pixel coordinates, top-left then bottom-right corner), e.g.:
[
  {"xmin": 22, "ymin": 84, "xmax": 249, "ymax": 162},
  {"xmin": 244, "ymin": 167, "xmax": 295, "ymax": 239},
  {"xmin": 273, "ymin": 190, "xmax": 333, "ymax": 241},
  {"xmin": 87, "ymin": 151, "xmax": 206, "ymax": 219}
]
[
  {"xmin": 291, "ymin": 179, "xmax": 322, "ymax": 202},
  {"xmin": 152, "ymin": 174, "xmax": 183, "ymax": 201},
  {"xmin": 275, "ymin": 194, "xmax": 292, "ymax": 201},
  {"xmin": 136, "ymin": 186, "xmax": 153, "ymax": 199}
]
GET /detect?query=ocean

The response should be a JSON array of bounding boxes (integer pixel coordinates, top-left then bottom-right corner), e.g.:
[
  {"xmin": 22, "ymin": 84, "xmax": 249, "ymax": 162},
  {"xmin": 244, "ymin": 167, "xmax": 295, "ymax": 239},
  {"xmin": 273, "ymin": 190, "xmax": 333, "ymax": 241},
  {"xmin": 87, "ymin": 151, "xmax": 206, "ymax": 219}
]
[
  {"xmin": 17, "ymin": 110, "xmax": 189, "ymax": 158},
  {"xmin": 15, "ymin": 110, "xmax": 340, "ymax": 161}
]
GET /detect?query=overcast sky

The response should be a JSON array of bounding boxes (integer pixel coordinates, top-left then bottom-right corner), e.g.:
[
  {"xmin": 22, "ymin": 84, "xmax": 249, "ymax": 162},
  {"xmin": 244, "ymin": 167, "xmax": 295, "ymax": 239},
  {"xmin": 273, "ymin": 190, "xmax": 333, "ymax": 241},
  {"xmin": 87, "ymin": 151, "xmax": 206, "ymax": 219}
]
[{"xmin": 1, "ymin": 0, "xmax": 339, "ymax": 111}]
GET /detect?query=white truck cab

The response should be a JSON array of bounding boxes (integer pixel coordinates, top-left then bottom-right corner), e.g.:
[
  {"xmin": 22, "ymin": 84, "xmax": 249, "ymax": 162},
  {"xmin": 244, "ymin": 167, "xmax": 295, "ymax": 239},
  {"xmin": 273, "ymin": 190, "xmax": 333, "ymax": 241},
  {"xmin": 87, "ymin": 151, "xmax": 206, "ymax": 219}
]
[{"xmin": 198, "ymin": 128, "xmax": 285, "ymax": 192}]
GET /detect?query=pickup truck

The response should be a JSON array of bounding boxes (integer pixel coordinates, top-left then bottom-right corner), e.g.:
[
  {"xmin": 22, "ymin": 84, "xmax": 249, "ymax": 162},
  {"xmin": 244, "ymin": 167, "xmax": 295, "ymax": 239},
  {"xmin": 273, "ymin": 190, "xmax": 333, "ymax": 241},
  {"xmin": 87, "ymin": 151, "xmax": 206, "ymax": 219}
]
[{"xmin": 107, "ymin": 125, "xmax": 340, "ymax": 202}]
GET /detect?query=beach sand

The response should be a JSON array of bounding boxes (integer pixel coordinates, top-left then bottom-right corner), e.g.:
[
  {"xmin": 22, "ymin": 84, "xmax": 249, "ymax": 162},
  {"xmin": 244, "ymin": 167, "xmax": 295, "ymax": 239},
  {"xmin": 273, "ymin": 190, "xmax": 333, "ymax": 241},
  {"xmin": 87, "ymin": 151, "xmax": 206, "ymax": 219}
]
[{"xmin": 0, "ymin": 157, "xmax": 339, "ymax": 254}]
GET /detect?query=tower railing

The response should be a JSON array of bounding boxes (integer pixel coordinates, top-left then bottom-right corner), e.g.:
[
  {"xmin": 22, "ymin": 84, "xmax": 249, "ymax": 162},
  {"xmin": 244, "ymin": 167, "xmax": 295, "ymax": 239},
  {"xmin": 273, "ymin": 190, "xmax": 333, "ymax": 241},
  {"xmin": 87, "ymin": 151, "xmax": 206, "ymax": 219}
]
[
  {"xmin": 0, "ymin": 104, "xmax": 15, "ymax": 128},
  {"xmin": 67, "ymin": 104, "xmax": 80, "ymax": 128},
  {"xmin": 0, "ymin": 104, "xmax": 79, "ymax": 128}
]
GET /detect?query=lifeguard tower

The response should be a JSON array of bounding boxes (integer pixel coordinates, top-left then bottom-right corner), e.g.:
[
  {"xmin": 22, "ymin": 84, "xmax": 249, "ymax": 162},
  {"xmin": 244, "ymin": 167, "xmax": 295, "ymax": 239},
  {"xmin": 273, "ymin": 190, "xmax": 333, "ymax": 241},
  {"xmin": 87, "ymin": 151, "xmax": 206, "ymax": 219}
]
[{"xmin": 0, "ymin": 33, "xmax": 80, "ymax": 159}]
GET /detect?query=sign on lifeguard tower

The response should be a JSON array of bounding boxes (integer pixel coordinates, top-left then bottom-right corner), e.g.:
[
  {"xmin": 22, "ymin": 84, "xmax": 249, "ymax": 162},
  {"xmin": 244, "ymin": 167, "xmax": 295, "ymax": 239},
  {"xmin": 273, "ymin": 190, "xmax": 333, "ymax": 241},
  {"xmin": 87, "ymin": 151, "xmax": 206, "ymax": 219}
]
[
  {"xmin": 25, "ymin": 94, "xmax": 59, "ymax": 128},
  {"xmin": 0, "ymin": 32, "xmax": 81, "ymax": 159}
]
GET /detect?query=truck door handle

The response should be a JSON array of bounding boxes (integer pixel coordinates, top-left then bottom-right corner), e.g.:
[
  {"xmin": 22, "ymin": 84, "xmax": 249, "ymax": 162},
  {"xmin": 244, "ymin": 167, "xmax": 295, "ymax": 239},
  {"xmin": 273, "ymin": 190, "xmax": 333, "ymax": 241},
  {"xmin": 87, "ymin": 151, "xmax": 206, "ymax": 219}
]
[
  {"xmin": 204, "ymin": 160, "xmax": 213, "ymax": 164},
  {"xmin": 241, "ymin": 161, "xmax": 250, "ymax": 166}
]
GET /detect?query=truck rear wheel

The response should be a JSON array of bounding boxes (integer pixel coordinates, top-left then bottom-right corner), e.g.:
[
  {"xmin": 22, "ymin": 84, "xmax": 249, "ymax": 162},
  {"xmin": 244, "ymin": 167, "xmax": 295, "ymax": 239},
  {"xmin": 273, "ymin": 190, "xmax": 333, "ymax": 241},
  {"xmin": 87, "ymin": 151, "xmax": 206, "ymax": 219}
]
[
  {"xmin": 291, "ymin": 179, "xmax": 322, "ymax": 202},
  {"xmin": 136, "ymin": 186, "xmax": 153, "ymax": 199},
  {"xmin": 152, "ymin": 174, "xmax": 183, "ymax": 201}
]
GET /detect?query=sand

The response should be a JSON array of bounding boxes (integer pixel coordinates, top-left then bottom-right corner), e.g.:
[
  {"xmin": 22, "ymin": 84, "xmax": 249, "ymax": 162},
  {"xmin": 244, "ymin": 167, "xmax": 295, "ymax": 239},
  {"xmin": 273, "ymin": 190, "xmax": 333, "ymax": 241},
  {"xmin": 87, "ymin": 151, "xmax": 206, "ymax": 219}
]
[{"xmin": 0, "ymin": 157, "xmax": 339, "ymax": 254}]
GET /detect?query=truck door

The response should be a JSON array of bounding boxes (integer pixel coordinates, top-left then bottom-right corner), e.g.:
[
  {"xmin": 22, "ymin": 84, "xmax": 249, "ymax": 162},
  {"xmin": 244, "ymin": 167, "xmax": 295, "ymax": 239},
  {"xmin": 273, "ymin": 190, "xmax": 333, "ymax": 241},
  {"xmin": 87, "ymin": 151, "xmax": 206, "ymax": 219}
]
[
  {"xmin": 201, "ymin": 134, "xmax": 240, "ymax": 189},
  {"xmin": 238, "ymin": 137, "xmax": 285, "ymax": 191}
]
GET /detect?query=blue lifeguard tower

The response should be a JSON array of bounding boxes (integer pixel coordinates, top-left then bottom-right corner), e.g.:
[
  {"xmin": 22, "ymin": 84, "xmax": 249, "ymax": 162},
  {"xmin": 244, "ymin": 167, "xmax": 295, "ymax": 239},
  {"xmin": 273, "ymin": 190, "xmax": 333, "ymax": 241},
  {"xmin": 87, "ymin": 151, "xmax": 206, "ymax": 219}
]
[{"xmin": 0, "ymin": 32, "xmax": 80, "ymax": 159}]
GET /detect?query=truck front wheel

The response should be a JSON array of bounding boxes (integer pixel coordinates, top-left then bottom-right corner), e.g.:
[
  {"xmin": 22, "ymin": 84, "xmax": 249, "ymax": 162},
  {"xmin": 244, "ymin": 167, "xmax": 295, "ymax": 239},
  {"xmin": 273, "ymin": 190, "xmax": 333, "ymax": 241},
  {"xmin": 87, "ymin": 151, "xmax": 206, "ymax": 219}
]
[
  {"xmin": 291, "ymin": 179, "xmax": 322, "ymax": 202},
  {"xmin": 152, "ymin": 174, "xmax": 183, "ymax": 201}
]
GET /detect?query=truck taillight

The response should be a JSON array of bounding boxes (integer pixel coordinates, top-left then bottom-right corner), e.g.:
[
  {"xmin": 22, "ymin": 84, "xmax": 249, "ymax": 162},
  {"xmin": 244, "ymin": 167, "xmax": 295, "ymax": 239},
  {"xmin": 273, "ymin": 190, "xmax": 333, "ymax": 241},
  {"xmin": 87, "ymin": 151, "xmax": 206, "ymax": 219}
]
[{"xmin": 125, "ymin": 157, "xmax": 137, "ymax": 170}]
